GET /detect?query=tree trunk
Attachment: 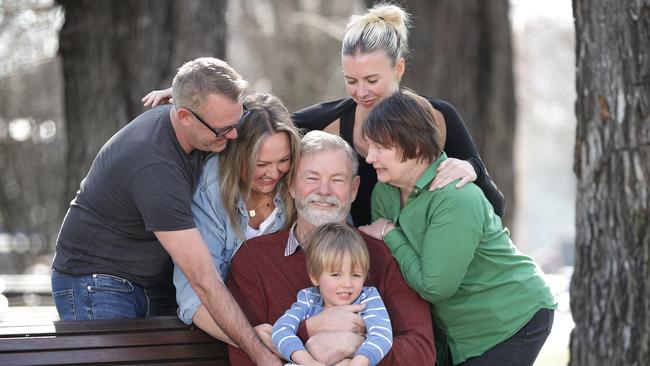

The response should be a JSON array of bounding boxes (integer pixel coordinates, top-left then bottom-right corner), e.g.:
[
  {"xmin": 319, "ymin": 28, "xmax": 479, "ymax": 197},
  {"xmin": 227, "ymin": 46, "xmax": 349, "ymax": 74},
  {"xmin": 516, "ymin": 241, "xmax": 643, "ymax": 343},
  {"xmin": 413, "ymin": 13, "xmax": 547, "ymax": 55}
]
[
  {"xmin": 228, "ymin": 0, "xmax": 355, "ymax": 112},
  {"xmin": 57, "ymin": 0, "xmax": 226, "ymax": 202},
  {"xmin": 369, "ymin": 0, "xmax": 516, "ymax": 226},
  {"xmin": 570, "ymin": 0, "xmax": 650, "ymax": 365}
]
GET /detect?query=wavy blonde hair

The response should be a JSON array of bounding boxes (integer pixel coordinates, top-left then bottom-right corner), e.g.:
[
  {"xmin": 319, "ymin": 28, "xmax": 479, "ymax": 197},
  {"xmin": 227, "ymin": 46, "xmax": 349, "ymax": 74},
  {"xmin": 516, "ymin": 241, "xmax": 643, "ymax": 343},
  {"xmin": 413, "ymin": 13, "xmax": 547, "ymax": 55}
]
[{"xmin": 218, "ymin": 93, "xmax": 301, "ymax": 238}]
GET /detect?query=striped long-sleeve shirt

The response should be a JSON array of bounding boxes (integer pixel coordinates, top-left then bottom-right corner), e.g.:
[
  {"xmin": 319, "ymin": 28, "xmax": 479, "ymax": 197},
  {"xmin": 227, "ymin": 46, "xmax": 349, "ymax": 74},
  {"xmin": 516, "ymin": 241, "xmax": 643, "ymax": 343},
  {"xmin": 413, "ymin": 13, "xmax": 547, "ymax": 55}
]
[{"xmin": 272, "ymin": 286, "xmax": 393, "ymax": 365}]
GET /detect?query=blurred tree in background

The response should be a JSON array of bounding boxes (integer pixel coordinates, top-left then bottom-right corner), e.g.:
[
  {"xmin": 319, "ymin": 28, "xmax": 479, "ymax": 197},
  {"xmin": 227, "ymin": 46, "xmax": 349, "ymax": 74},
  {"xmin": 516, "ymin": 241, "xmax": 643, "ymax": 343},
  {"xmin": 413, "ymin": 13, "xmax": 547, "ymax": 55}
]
[
  {"xmin": 570, "ymin": 0, "xmax": 650, "ymax": 364},
  {"xmin": 226, "ymin": 0, "xmax": 354, "ymax": 112},
  {"xmin": 58, "ymin": 0, "xmax": 227, "ymax": 201},
  {"xmin": 0, "ymin": 0, "xmax": 63, "ymax": 273}
]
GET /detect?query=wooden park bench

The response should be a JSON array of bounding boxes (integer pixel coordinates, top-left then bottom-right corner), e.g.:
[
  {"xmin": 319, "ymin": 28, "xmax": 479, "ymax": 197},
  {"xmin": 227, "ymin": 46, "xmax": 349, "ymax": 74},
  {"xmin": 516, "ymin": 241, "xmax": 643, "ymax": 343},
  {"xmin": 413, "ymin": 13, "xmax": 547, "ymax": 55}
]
[{"xmin": 0, "ymin": 316, "xmax": 230, "ymax": 365}]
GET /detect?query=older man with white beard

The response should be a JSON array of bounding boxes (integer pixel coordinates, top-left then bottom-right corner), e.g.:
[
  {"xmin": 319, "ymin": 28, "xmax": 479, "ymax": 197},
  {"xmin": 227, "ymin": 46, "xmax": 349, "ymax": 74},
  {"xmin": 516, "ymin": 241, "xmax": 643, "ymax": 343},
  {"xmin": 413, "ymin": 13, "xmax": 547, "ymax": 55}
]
[{"xmin": 224, "ymin": 131, "xmax": 436, "ymax": 366}]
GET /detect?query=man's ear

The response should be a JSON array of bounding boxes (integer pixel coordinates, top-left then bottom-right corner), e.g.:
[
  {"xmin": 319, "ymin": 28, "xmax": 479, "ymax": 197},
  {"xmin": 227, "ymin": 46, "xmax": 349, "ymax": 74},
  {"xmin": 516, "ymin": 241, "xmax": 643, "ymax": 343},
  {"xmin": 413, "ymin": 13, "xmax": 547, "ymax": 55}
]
[
  {"xmin": 289, "ymin": 180, "xmax": 296, "ymax": 199},
  {"xmin": 176, "ymin": 108, "xmax": 192, "ymax": 127},
  {"xmin": 351, "ymin": 175, "xmax": 361, "ymax": 202}
]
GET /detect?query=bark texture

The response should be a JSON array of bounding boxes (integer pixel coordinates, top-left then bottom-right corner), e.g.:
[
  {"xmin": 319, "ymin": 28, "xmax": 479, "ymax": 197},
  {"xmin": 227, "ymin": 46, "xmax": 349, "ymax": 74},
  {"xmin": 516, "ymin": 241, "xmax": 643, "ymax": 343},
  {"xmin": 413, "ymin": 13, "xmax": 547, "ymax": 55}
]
[
  {"xmin": 386, "ymin": 0, "xmax": 516, "ymax": 225},
  {"xmin": 57, "ymin": 0, "xmax": 226, "ymax": 202},
  {"xmin": 570, "ymin": 0, "xmax": 650, "ymax": 365}
]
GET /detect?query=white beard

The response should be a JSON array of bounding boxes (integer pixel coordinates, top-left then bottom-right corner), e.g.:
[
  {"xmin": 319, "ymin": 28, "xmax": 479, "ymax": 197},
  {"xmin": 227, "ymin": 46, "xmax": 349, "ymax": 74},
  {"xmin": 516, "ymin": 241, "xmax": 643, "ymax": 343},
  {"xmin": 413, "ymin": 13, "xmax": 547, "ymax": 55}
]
[{"xmin": 295, "ymin": 193, "xmax": 351, "ymax": 227}]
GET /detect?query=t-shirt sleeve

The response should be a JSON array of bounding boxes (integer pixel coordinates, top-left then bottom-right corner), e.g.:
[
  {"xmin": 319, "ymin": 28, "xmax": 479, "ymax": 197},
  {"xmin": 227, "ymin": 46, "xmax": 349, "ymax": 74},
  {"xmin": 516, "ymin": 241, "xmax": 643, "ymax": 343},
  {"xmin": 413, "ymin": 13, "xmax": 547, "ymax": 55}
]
[
  {"xmin": 383, "ymin": 189, "xmax": 484, "ymax": 303},
  {"xmin": 129, "ymin": 163, "xmax": 196, "ymax": 232}
]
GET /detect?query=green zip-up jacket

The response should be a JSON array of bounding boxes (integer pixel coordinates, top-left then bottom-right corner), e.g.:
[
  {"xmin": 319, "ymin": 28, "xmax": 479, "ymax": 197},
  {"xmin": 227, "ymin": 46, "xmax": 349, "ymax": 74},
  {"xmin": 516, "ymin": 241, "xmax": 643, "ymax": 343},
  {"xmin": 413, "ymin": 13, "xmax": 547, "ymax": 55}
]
[{"xmin": 371, "ymin": 152, "xmax": 556, "ymax": 364}]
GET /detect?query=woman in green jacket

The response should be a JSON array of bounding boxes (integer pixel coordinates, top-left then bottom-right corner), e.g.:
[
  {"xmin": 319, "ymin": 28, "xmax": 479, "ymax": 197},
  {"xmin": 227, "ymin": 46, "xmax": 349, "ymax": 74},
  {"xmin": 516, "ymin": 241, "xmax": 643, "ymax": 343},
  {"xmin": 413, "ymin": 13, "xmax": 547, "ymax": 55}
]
[{"xmin": 359, "ymin": 89, "xmax": 556, "ymax": 366}]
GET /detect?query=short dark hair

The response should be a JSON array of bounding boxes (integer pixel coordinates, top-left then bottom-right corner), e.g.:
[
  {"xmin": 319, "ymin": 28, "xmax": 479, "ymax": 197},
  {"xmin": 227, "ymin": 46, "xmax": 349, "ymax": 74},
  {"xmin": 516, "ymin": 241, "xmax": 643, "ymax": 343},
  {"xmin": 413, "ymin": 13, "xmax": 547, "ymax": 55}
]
[{"xmin": 363, "ymin": 88, "xmax": 441, "ymax": 163}]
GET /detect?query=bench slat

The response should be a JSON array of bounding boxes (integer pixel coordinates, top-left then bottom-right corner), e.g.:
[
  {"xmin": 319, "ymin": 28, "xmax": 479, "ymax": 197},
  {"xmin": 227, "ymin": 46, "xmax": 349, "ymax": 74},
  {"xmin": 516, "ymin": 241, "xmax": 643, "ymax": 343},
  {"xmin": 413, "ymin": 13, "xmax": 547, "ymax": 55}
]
[
  {"xmin": 0, "ymin": 343, "xmax": 229, "ymax": 365},
  {"xmin": 0, "ymin": 316, "xmax": 194, "ymax": 337},
  {"xmin": 0, "ymin": 316, "xmax": 230, "ymax": 365},
  {"xmin": 0, "ymin": 329, "xmax": 215, "ymax": 351}
]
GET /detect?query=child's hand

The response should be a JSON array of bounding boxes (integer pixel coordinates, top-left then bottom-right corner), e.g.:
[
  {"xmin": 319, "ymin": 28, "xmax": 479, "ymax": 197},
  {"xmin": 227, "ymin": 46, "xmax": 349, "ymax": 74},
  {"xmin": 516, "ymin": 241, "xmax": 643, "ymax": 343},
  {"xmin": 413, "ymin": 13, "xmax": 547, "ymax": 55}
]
[{"xmin": 333, "ymin": 359, "xmax": 351, "ymax": 366}]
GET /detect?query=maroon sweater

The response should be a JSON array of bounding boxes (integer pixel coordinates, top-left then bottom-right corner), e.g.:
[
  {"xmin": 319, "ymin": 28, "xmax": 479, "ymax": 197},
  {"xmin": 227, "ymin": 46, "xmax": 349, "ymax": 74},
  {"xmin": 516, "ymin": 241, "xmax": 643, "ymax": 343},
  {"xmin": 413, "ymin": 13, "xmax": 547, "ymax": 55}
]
[{"xmin": 226, "ymin": 229, "xmax": 436, "ymax": 365}]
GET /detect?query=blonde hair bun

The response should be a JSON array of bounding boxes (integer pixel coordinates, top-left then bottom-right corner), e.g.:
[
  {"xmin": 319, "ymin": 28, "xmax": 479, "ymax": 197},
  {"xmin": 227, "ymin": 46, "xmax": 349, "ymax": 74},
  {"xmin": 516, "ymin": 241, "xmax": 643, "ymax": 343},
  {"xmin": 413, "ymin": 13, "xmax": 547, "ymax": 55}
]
[{"xmin": 342, "ymin": 3, "xmax": 411, "ymax": 64}]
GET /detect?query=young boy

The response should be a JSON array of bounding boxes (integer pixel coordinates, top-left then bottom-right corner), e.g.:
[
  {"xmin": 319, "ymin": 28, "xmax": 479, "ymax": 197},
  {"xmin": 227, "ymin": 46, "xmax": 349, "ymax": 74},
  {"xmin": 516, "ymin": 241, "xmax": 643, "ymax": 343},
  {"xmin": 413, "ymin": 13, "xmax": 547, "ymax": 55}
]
[{"xmin": 272, "ymin": 223, "xmax": 393, "ymax": 366}]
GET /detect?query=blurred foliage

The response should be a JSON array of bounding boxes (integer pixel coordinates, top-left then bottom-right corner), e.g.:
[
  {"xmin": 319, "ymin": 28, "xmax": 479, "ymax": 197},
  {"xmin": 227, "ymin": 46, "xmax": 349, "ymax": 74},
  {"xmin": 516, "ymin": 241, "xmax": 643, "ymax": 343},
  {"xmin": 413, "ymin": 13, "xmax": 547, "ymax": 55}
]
[{"xmin": 0, "ymin": 0, "xmax": 64, "ymax": 273}]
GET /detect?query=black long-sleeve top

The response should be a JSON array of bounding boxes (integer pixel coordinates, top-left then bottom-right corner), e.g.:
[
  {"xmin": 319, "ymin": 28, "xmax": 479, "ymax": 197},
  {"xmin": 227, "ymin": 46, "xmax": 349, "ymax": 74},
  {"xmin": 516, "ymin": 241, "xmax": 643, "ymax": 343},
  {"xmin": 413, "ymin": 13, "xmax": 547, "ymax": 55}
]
[{"xmin": 292, "ymin": 97, "xmax": 505, "ymax": 226}]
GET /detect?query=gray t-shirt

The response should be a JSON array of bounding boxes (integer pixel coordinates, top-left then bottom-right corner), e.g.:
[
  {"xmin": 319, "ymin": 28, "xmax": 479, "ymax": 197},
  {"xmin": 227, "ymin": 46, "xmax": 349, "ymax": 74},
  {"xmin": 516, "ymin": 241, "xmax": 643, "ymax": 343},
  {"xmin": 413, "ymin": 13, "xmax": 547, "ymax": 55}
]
[{"xmin": 53, "ymin": 105, "xmax": 202, "ymax": 288}]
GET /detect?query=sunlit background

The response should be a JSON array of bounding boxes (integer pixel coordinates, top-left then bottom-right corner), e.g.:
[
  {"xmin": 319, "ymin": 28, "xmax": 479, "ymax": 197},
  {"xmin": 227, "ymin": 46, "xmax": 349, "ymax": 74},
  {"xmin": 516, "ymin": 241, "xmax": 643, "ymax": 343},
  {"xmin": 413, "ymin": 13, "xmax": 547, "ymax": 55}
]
[{"xmin": 0, "ymin": 0, "xmax": 575, "ymax": 364}]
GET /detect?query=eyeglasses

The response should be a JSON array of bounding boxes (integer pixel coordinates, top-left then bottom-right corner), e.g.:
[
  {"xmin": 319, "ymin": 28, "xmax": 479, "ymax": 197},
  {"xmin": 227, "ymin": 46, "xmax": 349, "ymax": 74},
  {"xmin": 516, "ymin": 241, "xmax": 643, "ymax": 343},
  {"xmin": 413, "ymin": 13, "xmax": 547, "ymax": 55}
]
[{"xmin": 184, "ymin": 104, "xmax": 250, "ymax": 138}]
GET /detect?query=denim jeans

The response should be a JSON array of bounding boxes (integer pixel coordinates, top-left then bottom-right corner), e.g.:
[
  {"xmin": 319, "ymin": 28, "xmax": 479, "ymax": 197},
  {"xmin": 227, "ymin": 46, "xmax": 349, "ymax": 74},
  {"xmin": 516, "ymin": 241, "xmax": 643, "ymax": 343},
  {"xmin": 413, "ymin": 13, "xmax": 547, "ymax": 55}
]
[
  {"xmin": 51, "ymin": 269, "xmax": 176, "ymax": 320},
  {"xmin": 458, "ymin": 308, "xmax": 554, "ymax": 366}
]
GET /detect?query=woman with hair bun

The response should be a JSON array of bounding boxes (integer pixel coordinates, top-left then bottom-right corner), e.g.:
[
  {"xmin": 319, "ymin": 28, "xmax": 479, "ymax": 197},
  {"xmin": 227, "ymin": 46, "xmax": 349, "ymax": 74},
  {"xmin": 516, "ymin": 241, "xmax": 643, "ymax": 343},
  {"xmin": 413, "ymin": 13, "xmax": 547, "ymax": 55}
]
[
  {"xmin": 292, "ymin": 3, "xmax": 505, "ymax": 226},
  {"xmin": 142, "ymin": 3, "xmax": 505, "ymax": 227}
]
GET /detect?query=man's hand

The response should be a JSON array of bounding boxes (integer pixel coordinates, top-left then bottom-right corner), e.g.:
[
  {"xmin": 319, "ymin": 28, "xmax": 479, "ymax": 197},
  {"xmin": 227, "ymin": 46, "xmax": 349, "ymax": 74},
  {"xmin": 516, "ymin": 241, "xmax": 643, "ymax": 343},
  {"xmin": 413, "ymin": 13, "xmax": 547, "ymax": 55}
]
[
  {"xmin": 305, "ymin": 331, "xmax": 364, "ymax": 365},
  {"xmin": 305, "ymin": 304, "xmax": 366, "ymax": 335},
  {"xmin": 253, "ymin": 353, "xmax": 284, "ymax": 366},
  {"xmin": 255, "ymin": 323, "xmax": 284, "ymax": 359},
  {"xmin": 334, "ymin": 359, "xmax": 351, "ymax": 366}
]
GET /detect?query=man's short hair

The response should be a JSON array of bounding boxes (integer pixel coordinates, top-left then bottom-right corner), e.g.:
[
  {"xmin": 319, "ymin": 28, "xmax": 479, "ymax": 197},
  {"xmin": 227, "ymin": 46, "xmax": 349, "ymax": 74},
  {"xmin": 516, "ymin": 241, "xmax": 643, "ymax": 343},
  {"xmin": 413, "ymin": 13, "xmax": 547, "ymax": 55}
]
[
  {"xmin": 171, "ymin": 57, "xmax": 248, "ymax": 111},
  {"xmin": 300, "ymin": 131, "xmax": 359, "ymax": 176}
]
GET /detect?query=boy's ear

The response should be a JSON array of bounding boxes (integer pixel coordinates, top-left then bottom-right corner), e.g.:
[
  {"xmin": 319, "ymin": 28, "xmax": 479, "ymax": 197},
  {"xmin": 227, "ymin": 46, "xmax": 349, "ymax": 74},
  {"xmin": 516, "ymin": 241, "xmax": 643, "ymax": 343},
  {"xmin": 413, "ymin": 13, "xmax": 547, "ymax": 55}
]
[{"xmin": 308, "ymin": 273, "xmax": 319, "ymax": 287}]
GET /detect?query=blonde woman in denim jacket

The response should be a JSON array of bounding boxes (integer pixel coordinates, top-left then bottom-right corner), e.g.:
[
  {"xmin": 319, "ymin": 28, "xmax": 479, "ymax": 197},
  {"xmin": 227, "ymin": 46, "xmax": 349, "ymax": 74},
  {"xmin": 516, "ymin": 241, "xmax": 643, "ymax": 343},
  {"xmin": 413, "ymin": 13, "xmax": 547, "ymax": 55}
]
[{"xmin": 174, "ymin": 93, "xmax": 302, "ymax": 344}]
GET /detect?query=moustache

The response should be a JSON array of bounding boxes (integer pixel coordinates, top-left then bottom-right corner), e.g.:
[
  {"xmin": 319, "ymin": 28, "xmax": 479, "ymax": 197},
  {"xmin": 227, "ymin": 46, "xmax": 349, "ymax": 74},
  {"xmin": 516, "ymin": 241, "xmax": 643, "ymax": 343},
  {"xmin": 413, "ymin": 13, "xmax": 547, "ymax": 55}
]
[{"xmin": 305, "ymin": 193, "xmax": 341, "ymax": 206}]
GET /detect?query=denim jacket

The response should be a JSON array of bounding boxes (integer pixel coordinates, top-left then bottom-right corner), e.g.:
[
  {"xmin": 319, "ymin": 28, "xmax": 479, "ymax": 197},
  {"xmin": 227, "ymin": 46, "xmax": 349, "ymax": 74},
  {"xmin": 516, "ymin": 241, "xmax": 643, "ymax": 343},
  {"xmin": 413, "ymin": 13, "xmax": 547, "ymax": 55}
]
[{"xmin": 174, "ymin": 154, "xmax": 287, "ymax": 324}]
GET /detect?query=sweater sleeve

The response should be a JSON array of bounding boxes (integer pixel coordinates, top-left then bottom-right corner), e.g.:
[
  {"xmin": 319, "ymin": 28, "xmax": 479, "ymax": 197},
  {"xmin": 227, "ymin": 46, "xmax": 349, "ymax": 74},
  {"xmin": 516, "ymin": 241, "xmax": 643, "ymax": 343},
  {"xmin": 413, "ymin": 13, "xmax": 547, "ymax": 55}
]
[
  {"xmin": 271, "ymin": 289, "xmax": 313, "ymax": 362},
  {"xmin": 226, "ymin": 246, "xmax": 267, "ymax": 366},
  {"xmin": 359, "ymin": 236, "xmax": 436, "ymax": 365},
  {"xmin": 431, "ymin": 99, "xmax": 506, "ymax": 218},
  {"xmin": 383, "ymin": 188, "xmax": 485, "ymax": 303},
  {"xmin": 355, "ymin": 287, "xmax": 393, "ymax": 366}
]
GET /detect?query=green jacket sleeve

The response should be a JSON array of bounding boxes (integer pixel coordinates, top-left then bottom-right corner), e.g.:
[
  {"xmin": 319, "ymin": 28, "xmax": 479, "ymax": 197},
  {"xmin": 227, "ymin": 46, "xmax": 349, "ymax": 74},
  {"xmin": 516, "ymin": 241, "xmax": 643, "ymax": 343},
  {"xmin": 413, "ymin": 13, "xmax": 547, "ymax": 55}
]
[{"xmin": 383, "ymin": 187, "xmax": 486, "ymax": 304}]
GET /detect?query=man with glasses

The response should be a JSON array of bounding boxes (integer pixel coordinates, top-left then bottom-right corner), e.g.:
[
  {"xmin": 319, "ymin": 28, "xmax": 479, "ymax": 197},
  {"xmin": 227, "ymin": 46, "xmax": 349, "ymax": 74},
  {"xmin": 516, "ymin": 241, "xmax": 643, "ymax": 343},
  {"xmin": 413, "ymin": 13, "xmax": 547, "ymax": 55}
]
[
  {"xmin": 184, "ymin": 104, "xmax": 250, "ymax": 140},
  {"xmin": 51, "ymin": 58, "xmax": 282, "ymax": 365}
]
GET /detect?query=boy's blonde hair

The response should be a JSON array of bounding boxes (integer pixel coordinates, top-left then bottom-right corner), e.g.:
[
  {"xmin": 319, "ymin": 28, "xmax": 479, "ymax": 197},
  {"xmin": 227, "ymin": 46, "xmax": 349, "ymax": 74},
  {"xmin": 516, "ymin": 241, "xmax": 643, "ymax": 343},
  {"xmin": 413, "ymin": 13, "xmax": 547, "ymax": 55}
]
[{"xmin": 305, "ymin": 223, "xmax": 370, "ymax": 279}]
